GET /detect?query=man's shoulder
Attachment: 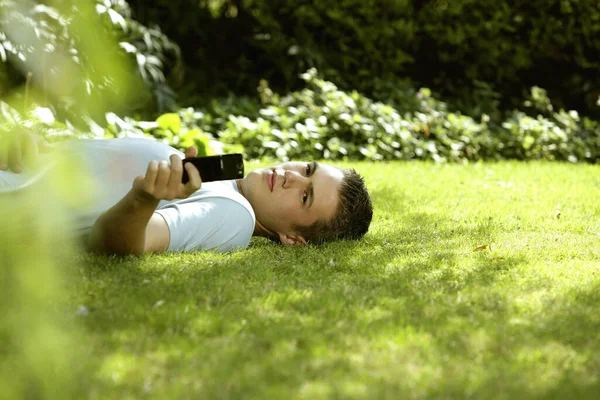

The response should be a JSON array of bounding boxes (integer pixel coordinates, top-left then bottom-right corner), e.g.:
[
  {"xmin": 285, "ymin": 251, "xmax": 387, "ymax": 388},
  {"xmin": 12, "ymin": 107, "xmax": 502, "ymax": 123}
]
[
  {"xmin": 154, "ymin": 181, "xmax": 255, "ymax": 252},
  {"xmin": 195, "ymin": 181, "xmax": 254, "ymax": 217}
]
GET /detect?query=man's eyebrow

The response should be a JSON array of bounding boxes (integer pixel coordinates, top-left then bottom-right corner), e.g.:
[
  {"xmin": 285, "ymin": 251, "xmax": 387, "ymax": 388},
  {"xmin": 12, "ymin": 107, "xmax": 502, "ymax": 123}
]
[{"xmin": 308, "ymin": 161, "xmax": 318, "ymax": 208}]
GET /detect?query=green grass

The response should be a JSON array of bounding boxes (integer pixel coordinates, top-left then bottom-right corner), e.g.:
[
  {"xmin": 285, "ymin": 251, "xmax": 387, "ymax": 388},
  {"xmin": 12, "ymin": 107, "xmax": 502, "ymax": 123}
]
[{"xmin": 60, "ymin": 162, "xmax": 600, "ymax": 398}]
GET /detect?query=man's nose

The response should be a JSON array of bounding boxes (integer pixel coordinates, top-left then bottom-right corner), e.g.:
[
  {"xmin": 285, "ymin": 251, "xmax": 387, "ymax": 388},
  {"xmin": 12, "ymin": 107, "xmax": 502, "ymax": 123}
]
[{"xmin": 278, "ymin": 169, "xmax": 304, "ymax": 187}]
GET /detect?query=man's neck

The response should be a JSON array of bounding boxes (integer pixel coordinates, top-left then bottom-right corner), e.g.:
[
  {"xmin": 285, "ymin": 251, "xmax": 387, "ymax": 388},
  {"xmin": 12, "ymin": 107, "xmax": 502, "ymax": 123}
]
[
  {"xmin": 253, "ymin": 219, "xmax": 277, "ymax": 239},
  {"xmin": 235, "ymin": 179, "xmax": 276, "ymax": 239},
  {"xmin": 235, "ymin": 179, "xmax": 245, "ymax": 198}
]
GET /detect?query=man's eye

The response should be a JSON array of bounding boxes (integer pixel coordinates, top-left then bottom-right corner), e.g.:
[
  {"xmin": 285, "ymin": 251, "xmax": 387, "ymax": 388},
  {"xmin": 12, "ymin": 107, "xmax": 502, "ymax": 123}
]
[
  {"xmin": 305, "ymin": 164, "xmax": 311, "ymax": 176},
  {"xmin": 302, "ymin": 191, "xmax": 308, "ymax": 204}
]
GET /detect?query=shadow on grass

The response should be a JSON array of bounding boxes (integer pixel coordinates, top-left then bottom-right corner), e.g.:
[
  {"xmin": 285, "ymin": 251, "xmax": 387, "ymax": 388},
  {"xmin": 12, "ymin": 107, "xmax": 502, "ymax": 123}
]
[
  {"xmin": 490, "ymin": 278, "xmax": 600, "ymax": 399},
  {"xmin": 72, "ymin": 208, "xmax": 599, "ymax": 398}
]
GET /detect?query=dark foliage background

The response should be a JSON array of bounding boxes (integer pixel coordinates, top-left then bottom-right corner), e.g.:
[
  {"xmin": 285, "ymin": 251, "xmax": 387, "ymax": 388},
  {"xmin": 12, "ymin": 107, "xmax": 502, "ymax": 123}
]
[
  {"xmin": 1, "ymin": 0, "xmax": 599, "ymax": 163},
  {"xmin": 129, "ymin": 0, "xmax": 600, "ymax": 119}
]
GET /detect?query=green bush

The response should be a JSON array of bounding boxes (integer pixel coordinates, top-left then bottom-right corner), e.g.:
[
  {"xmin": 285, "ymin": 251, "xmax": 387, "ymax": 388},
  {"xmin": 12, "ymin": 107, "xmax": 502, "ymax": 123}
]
[
  {"xmin": 4, "ymin": 70, "xmax": 598, "ymax": 164},
  {"xmin": 106, "ymin": 70, "xmax": 600, "ymax": 164},
  {"xmin": 5, "ymin": 1, "xmax": 597, "ymax": 123},
  {"xmin": 207, "ymin": 71, "xmax": 599, "ymax": 163},
  {"xmin": 480, "ymin": 86, "xmax": 599, "ymax": 163}
]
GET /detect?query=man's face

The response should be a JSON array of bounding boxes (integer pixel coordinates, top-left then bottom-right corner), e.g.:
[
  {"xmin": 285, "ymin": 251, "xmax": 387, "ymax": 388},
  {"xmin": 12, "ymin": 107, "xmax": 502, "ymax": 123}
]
[{"xmin": 240, "ymin": 161, "xmax": 343, "ymax": 243}]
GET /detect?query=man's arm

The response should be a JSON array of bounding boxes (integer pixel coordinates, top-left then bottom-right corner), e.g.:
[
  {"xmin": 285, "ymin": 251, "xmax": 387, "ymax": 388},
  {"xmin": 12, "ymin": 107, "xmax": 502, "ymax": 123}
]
[
  {"xmin": 144, "ymin": 213, "xmax": 171, "ymax": 253},
  {"xmin": 88, "ymin": 190, "xmax": 167, "ymax": 255},
  {"xmin": 88, "ymin": 151, "xmax": 201, "ymax": 256}
]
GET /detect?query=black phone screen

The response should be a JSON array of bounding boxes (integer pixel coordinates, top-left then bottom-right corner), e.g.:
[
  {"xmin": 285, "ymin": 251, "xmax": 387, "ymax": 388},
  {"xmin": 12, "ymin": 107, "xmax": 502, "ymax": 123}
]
[{"xmin": 181, "ymin": 154, "xmax": 244, "ymax": 183}]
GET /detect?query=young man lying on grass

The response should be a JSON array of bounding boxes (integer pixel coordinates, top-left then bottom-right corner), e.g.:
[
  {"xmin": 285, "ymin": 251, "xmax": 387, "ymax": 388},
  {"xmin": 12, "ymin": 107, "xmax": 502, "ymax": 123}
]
[{"xmin": 0, "ymin": 130, "xmax": 372, "ymax": 255}]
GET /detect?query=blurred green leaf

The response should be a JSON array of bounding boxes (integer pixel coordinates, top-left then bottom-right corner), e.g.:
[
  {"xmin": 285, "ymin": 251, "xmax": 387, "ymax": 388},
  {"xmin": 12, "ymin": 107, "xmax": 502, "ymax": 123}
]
[{"xmin": 156, "ymin": 112, "xmax": 181, "ymax": 134}]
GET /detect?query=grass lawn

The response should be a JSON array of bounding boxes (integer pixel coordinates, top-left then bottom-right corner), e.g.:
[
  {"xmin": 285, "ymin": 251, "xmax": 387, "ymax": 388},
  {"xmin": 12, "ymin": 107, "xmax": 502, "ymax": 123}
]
[{"xmin": 32, "ymin": 161, "xmax": 600, "ymax": 398}]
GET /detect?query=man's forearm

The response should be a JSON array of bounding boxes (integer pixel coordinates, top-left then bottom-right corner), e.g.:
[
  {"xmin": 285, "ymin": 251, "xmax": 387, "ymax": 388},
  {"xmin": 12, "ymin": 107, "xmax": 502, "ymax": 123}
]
[{"xmin": 88, "ymin": 189, "xmax": 159, "ymax": 255}]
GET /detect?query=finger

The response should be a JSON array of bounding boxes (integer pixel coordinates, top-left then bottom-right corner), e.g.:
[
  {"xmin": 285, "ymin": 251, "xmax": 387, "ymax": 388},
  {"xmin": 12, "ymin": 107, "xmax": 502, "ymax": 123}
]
[
  {"xmin": 184, "ymin": 162, "xmax": 202, "ymax": 194},
  {"xmin": 167, "ymin": 154, "xmax": 183, "ymax": 195},
  {"xmin": 184, "ymin": 146, "xmax": 197, "ymax": 158},
  {"xmin": 132, "ymin": 175, "xmax": 146, "ymax": 192},
  {"xmin": 143, "ymin": 160, "xmax": 159, "ymax": 193},
  {"xmin": 0, "ymin": 140, "xmax": 7, "ymax": 170},
  {"xmin": 22, "ymin": 132, "xmax": 39, "ymax": 168},
  {"xmin": 9, "ymin": 136, "xmax": 22, "ymax": 173},
  {"xmin": 154, "ymin": 160, "xmax": 171, "ymax": 196}
]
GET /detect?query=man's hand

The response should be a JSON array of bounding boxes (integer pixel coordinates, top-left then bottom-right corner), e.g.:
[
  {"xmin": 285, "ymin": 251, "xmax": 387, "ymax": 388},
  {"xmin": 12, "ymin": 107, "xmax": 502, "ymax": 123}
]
[
  {"xmin": 132, "ymin": 148, "xmax": 202, "ymax": 202},
  {"xmin": 0, "ymin": 129, "xmax": 53, "ymax": 173},
  {"xmin": 88, "ymin": 146, "xmax": 200, "ymax": 256}
]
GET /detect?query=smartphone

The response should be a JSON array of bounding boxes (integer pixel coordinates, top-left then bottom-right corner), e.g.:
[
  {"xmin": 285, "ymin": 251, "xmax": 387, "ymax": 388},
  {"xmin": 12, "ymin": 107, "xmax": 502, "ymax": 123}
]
[{"xmin": 181, "ymin": 154, "xmax": 245, "ymax": 183}]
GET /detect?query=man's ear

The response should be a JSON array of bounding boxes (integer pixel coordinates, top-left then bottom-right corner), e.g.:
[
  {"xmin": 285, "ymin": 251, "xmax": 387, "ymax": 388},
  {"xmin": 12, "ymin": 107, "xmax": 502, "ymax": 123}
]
[{"xmin": 279, "ymin": 233, "xmax": 307, "ymax": 246}]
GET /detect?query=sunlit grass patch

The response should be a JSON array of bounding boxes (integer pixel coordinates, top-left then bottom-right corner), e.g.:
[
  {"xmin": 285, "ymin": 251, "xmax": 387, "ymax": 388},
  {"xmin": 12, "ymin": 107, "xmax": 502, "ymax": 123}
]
[{"xmin": 51, "ymin": 160, "xmax": 600, "ymax": 399}]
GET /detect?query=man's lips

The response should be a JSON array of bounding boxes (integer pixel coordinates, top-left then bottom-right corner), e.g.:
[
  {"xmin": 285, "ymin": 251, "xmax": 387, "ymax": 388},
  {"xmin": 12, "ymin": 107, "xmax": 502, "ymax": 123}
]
[{"xmin": 268, "ymin": 170, "xmax": 276, "ymax": 192}]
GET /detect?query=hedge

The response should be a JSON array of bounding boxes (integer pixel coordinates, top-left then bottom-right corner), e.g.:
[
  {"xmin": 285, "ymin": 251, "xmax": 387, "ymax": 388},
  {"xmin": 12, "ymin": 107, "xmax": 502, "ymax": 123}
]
[
  {"xmin": 3, "ymin": 1, "xmax": 599, "ymax": 122},
  {"xmin": 129, "ymin": 0, "xmax": 600, "ymax": 119},
  {"xmin": 4, "ymin": 69, "xmax": 598, "ymax": 164}
]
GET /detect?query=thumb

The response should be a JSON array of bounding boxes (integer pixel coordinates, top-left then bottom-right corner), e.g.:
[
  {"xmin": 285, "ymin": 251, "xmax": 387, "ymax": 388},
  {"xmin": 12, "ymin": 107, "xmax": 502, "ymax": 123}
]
[
  {"xmin": 184, "ymin": 146, "xmax": 197, "ymax": 158},
  {"xmin": 132, "ymin": 175, "xmax": 146, "ymax": 191}
]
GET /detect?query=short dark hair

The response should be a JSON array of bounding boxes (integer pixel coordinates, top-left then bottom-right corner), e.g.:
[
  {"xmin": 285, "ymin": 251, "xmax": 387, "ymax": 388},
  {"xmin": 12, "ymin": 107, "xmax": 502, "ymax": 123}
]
[{"xmin": 293, "ymin": 168, "xmax": 373, "ymax": 244}]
